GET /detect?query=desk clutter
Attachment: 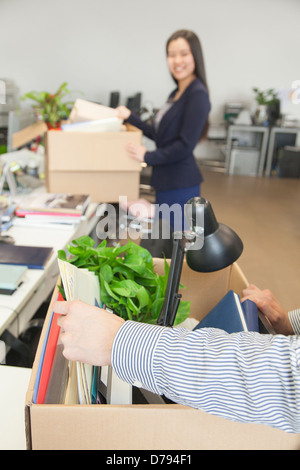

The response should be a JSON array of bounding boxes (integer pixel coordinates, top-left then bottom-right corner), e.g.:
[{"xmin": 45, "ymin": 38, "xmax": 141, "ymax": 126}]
[
  {"xmin": 12, "ymin": 192, "xmax": 90, "ymax": 228},
  {"xmin": 0, "ymin": 191, "xmax": 91, "ymax": 297},
  {"xmin": 0, "ymin": 191, "xmax": 90, "ymax": 230}
]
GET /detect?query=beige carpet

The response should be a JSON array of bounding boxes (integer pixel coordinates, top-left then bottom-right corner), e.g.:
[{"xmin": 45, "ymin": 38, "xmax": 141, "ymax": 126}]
[{"xmin": 200, "ymin": 170, "xmax": 300, "ymax": 312}]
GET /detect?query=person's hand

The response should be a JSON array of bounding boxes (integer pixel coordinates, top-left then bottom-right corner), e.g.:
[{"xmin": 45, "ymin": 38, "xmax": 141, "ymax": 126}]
[
  {"xmin": 54, "ymin": 300, "xmax": 125, "ymax": 366},
  {"xmin": 116, "ymin": 105, "xmax": 131, "ymax": 121},
  {"xmin": 126, "ymin": 142, "xmax": 146, "ymax": 163},
  {"xmin": 241, "ymin": 284, "xmax": 293, "ymax": 335}
]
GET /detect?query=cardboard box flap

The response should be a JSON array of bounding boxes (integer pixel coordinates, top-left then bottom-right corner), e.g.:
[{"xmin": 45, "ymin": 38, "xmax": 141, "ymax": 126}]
[
  {"xmin": 173, "ymin": 259, "xmax": 239, "ymax": 321},
  {"xmin": 12, "ymin": 121, "xmax": 48, "ymax": 149}
]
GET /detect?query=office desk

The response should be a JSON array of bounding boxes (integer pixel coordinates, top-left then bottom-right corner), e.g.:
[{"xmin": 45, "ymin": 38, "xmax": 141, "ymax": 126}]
[
  {"xmin": 265, "ymin": 126, "xmax": 300, "ymax": 176},
  {"xmin": 225, "ymin": 125, "xmax": 269, "ymax": 176},
  {"xmin": 0, "ymin": 203, "xmax": 99, "ymax": 343}
]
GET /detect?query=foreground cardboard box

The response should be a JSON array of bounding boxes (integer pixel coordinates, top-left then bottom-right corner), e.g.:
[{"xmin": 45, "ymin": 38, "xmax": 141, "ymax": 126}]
[{"xmin": 25, "ymin": 258, "xmax": 300, "ymax": 450}]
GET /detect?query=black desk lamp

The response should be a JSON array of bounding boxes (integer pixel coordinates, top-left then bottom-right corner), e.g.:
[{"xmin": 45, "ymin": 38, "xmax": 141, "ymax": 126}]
[{"xmin": 157, "ymin": 197, "xmax": 243, "ymax": 327}]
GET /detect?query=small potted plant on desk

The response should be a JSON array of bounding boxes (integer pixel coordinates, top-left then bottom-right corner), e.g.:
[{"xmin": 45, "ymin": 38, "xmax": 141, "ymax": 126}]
[
  {"xmin": 21, "ymin": 82, "xmax": 74, "ymax": 129},
  {"xmin": 252, "ymin": 87, "xmax": 280, "ymax": 126}
]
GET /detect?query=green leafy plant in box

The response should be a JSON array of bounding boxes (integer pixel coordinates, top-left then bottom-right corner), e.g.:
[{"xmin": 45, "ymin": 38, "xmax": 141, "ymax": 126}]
[{"xmin": 58, "ymin": 235, "xmax": 190, "ymax": 325}]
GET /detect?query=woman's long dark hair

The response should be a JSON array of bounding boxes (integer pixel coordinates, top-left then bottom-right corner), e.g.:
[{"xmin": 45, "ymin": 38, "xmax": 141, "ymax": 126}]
[
  {"xmin": 166, "ymin": 29, "xmax": 208, "ymax": 91},
  {"xmin": 166, "ymin": 29, "xmax": 209, "ymax": 139}
]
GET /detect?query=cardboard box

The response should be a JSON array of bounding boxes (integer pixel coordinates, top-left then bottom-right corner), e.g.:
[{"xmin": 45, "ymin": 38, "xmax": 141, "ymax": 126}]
[
  {"xmin": 25, "ymin": 259, "xmax": 300, "ymax": 450},
  {"xmin": 12, "ymin": 102, "xmax": 143, "ymax": 203},
  {"xmin": 45, "ymin": 123, "xmax": 142, "ymax": 203}
]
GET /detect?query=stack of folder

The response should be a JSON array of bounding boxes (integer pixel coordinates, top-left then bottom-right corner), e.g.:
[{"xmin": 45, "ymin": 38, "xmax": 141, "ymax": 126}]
[
  {"xmin": 33, "ymin": 261, "xmax": 102, "ymax": 405},
  {"xmin": 14, "ymin": 192, "xmax": 90, "ymax": 228},
  {"xmin": 33, "ymin": 259, "xmax": 132, "ymax": 405}
]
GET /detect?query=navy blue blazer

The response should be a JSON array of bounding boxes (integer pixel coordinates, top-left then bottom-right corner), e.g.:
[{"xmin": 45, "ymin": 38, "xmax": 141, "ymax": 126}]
[{"xmin": 127, "ymin": 78, "xmax": 210, "ymax": 192}]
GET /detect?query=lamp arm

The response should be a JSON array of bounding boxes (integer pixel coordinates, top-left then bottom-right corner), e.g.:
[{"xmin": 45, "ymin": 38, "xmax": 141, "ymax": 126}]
[{"xmin": 157, "ymin": 237, "xmax": 185, "ymax": 327}]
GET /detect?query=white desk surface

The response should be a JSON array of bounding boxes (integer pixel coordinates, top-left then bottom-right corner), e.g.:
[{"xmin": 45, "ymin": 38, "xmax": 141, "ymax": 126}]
[
  {"xmin": 0, "ymin": 202, "xmax": 99, "ymax": 336},
  {"xmin": 0, "ymin": 365, "xmax": 32, "ymax": 450}
]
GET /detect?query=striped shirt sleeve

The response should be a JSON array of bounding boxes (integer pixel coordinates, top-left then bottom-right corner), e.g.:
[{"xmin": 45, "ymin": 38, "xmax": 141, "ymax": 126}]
[
  {"xmin": 111, "ymin": 321, "xmax": 300, "ymax": 433},
  {"xmin": 289, "ymin": 309, "xmax": 300, "ymax": 335}
]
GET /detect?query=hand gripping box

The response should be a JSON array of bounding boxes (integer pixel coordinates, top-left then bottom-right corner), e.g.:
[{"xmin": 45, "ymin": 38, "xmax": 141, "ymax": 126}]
[{"xmin": 25, "ymin": 259, "xmax": 300, "ymax": 450}]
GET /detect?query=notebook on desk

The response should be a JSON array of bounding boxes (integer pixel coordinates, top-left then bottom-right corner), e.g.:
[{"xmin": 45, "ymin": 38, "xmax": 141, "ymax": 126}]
[
  {"xmin": 0, "ymin": 244, "xmax": 53, "ymax": 269},
  {"xmin": 0, "ymin": 264, "xmax": 28, "ymax": 295}
]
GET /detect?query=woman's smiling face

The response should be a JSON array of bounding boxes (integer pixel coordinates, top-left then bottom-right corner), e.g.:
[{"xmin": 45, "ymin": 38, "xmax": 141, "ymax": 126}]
[{"xmin": 167, "ymin": 37, "xmax": 196, "ymax": 84}]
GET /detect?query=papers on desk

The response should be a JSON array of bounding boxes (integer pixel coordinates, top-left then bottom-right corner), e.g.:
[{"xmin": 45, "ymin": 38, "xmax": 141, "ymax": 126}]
[
  {"xmin": 15, "ymin": 192, "xmax": 90, "ymax": 215},
  {"xmin": 12, "ymin": 215, "xmax": 82, "ymax": 229},
  {"xmin": 13, "ymin": 192, "xmax": 90, "ymax": 228}
]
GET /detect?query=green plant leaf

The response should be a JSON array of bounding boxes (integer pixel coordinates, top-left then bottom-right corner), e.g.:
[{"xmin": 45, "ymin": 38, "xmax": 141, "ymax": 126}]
[
  {"xmin": 174, "ymin": 301, "xmax": 190, "ymax": 325},
  {"xmin": 121, "ymin": 254, "xmax": 146, "ymax": 275},
  {"xmin": 136, "ymin": 286, "xmax": 151, "ymax": 309},
  {"xmin": 72, "ymin": 235, "xmax": 95, "ymax": 248},
  {"xmin": 110, "ymin": 279, "xmax": 140, "ymax": 297},
  {"xmin": 57, "ymin": 249, "xmax": 67, "ymax": 261},
  {"xmin": 112, "ymin": 265, "xmax": 135, "ymax": 280},
  {"xmin": 100, "ymin": 264, "xmax": 113, "ymax": 283}
]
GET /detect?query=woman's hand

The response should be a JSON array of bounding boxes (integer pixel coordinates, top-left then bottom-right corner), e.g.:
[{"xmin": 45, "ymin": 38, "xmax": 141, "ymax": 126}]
[
  {"xmin": 54, "ymin": 300, "xmax": 125, "ymax": 366},
  {"xmin": 241, "ymin": 284, "xmax": 293, "ymax": 335},
  {"xmin": 116, "ymin": 105, "xmax": 131, "ymax": 121},
  {"xmin": 126, "ymin": 142, "xmax": 146, "ymax": 163}
]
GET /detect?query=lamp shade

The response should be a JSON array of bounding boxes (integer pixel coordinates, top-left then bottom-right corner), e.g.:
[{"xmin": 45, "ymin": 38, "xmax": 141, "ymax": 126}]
[{"xmin": 185, "ymin": 197, "xmax": 243, "ymax": 272}]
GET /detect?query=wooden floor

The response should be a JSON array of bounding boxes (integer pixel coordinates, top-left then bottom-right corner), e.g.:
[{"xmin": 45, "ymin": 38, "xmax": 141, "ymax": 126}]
[{"xmin": 199, "ymin": 170, "xmax": 300, "ymax": 312}]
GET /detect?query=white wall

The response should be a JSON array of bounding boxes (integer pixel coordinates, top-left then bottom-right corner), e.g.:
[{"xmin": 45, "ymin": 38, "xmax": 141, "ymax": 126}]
[{"xmin": 1, "ymin": 0, "xmax": 300, "ymax": 123}]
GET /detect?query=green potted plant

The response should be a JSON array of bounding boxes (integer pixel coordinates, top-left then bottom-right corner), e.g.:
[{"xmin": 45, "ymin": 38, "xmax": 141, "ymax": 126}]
[
  {"xmin": 252, "ymin": 87, "xmax": 280, "ymax": 125},
  {"xmin": 21, "ymin": 82, "xmax": 74, "ymax": 129},
  {"xmin": 58, "ymin": 236, "xmax": 190, "ymax": 325}
]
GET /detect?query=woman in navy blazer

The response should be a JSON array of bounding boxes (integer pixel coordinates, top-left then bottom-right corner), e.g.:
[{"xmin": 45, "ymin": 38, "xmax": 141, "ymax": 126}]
[{"xmin": 117, "ymin": 30, "xmax": 210, "ymax": 230}]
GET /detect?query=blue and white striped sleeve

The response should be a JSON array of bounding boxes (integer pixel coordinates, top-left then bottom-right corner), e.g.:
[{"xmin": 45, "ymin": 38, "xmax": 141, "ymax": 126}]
[
  {"xmin": 289, "ymin": 309, "xmax": 300, "ymax": 335},
  {"xmin": 111, "ymin": 321, "xmax": 300, "ymax": 433}
]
